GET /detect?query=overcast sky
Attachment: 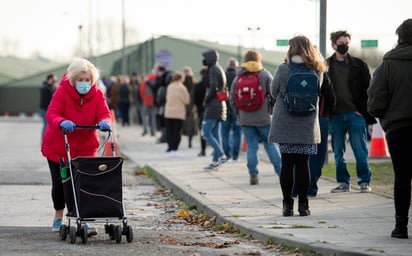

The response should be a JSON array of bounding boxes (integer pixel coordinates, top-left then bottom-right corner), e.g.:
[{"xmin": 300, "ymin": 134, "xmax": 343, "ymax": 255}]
[{"xmin": 0, "ymin": 0, "xmax": 410, "ymax": 61}]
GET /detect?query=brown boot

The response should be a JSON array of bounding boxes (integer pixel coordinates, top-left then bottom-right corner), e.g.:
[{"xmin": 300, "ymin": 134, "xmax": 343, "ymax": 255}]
[{"xmin": 249, "ymin": 174, "xmax": 259, "ymax": 185}]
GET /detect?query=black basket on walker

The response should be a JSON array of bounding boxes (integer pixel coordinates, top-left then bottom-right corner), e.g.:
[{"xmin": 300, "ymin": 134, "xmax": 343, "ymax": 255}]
[{"xmin": 63, "ymin": 156, "xmax": 124, "ymax": 218}]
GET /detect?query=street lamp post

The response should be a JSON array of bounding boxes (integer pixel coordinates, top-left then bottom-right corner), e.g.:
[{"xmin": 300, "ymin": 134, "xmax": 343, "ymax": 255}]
[
  {"xmin": 247, "ymin": 26, "xmax": 260, "ymax": 49},
  {"xmin": 121, "ymin": 0, "xmax": 127, "ymax": 75},
  {"xmin": 78, "ymin": 25, "xmax": 83, "ymax": 57},
  {"xmin": 319, "ymin": 0, "xmax": 327, "ymax": 58}
]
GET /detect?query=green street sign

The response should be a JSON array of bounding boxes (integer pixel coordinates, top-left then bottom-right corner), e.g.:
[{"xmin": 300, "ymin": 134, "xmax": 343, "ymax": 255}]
[
  {"xmin": 361, "ymin": 40, "xmax": 378, "ymax": 48},
  {"xmin": 276, "ymin": 39, "xmax": 289, "ymax": 46}
]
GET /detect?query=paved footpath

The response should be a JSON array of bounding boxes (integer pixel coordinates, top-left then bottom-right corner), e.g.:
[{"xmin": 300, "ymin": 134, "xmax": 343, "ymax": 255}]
[
  {"xmin": 115, "ymin": 123, "xmax": 411, "ymax": 256},
  {"xmin": 0, "ymin": 117, "xmax": 410, "ymax": 255}
]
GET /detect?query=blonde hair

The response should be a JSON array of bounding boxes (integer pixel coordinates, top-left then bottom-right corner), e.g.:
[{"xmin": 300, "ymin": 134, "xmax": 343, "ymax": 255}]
[
  {"xmin": 182, "ymin": 66, "xmax": 193, "ymax": 77},
  {"xmin": 117, "ymin": 75, "xmax": 130, "ymax": 84},
  {"xmin": 171, "ymin": 71, "xmax": 185, "ymax": 82},
  {"xmin": 67, "ymin": 57, "xmax": 100, "ymax": 85},
  {"xmin": 287, "ymin": 36, "xmax": 327, "ymax": 73}
]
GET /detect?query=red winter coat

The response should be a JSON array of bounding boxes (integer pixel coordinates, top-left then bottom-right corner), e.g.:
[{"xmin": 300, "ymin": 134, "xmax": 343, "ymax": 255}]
[
  {"xmin": 140, "ymin": 73, "xmax": 156, "ymax": 107},
  {"xmin": 41, "ymin": 73, "xmax": 111, "ymax": 163}
]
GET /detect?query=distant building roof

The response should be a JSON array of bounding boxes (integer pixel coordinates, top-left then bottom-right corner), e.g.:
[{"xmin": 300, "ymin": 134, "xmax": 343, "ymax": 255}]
[
  {"xmin": 0, "ymin": 56, "xmax": 63, "ymax": 84},
  {"xmin": 0, "ymin": 35, "xmax": 285, "ymax": 88}
]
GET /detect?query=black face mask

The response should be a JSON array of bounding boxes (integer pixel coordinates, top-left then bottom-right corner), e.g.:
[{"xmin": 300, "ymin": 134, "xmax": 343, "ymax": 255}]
[
  {"xmin": 336, "ymin": 44, "xmax": 349, "ymax": 55},
  {"xmin": 202, "ymin": 59, "xmax": 208, "ymax": 66}
]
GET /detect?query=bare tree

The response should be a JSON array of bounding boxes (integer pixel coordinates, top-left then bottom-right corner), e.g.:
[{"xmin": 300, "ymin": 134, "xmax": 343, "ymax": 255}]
[
  {"xmin": 83, "ymin": 17, "xmax": 141, "ymax": 57},
  {"xmin": 0, "ymin": 37, "xmax": 21, "ymax": 57},
  {"xmin": 351, "ymin": 48, "xmax": 384, "ymax": 69}
]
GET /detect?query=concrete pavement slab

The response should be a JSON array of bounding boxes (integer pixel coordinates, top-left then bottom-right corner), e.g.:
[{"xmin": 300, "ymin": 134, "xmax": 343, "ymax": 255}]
[{"xmin": 115, "ymin": 123, "xmax": 411, "ymax": 256}]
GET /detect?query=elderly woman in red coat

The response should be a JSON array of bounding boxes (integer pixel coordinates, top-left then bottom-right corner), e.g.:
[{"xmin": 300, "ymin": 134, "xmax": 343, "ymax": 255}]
[{"xmin": 41, "ymin": 57, "xmax": 111, "ymax": 234}]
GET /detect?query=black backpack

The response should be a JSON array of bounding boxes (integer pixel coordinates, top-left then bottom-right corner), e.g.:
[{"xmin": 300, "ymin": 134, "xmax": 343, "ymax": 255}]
[
  {"xmin": 155, "ymin": 71, "xmax": 173, "ymax": 106},
  {"xmin": 283, "ymin": 64, "xmax": 320, "ymax": 116}
]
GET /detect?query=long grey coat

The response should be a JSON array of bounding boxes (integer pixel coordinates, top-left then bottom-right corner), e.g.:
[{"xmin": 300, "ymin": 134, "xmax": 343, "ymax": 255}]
[{"xmin": 268, "ymin": 63, "xmax": 322, "ymax": 144}]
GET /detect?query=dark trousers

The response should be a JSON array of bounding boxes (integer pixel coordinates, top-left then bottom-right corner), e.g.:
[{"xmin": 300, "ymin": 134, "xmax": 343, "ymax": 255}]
[
  {"xmin": 280, "ymin": 153, "xmax": 310, "ymax": 202},
  {"xmin": 47, "ymin": 159, "xmax": 65, "ymax": 211},
  {"xmin": 165, "ymin": 118, "xmax": 184, "ymax": 151},
  {"xmin": 293, "ymin": 117, "xmax": 329, "ymax": 197},
  {"xmin": 308, "ymin": 117, "xmax": 329, "ymax": 195},
  {"xmin": 119, "ymin": 102, "xmax": 130, "ymax": 126},
  {"xmin": 157, "ymin": 113, "xmax": 167, "ymax": 142},
  {"xmin": 386, "ymin": 126, "xmax": 412, "ymax": 217}
]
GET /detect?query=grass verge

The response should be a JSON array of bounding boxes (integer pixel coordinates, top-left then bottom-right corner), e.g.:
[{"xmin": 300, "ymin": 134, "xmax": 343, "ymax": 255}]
[{"xmin": 321, "ymin": 161, "xmax": 394, "ymax": 198}]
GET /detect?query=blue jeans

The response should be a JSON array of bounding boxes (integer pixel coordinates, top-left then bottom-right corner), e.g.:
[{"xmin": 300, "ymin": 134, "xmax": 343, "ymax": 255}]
[
  {"xmin": 329, "ymin": 112, "xmax": 371, "ymax": 185},
  {"xmin": 141, "ymin": 105, "xmax": 157, "ymax": 135},
  {"xmin": 39, "ymin": 108, "xmax": 47, "ymax": 142},
  {"xmin": 242, "ymin": 125, "xmax": 281, "ymax": 175},
  {"xmin": 220, "ymin": 111, "xmax": 241, "ymax": 160},
  {"xmin": 202, "ymin": 119, "xmax": 225, "ymax": 162}
]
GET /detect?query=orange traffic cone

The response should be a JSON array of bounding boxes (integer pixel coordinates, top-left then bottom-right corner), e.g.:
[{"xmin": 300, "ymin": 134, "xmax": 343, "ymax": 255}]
[
  {"xmin": 104, "ymin": 110, "xmax": 119, "ymax": 156},
  {"xmin": 240, "ymin": 136, "xmax": 247, "ymax": 152},
  {"xmin": 369, "ymin": 120, "xmax": 389, "ymax": 158}
]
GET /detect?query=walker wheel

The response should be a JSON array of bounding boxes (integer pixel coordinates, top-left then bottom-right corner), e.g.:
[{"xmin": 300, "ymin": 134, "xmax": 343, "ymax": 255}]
[
  {"xmin": 114, "ymin": 225, "xmax": 122, "ymax": 243},
  {"xmin": 125, "ymin": 225, "xmax": 133, "ymax": 243},
  {"xmin": 69, "ymin": 226, "xmax": 76, "ymax": 244},
  {"xmin": 59, "ymin": 224, "xmax": 68, "ymax": 241},
  {"xmin": 108, "ymin": 224, "xmax": 116, "ymax": 240},
  {"xmin": 81, "ymin": 225, "xmax": 88, "ymax": 244}
]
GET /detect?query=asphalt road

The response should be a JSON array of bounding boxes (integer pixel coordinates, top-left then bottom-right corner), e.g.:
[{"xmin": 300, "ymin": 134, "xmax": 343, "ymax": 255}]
[{"xmin": 0, "ymin": 118, "xmax": 297, "ymax": 256}]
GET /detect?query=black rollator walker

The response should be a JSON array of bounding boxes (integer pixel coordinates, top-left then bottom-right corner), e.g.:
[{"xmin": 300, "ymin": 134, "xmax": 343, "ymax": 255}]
[{"xmin": 59, "ymin": 125, "xmax": 133, "ymax": 244}]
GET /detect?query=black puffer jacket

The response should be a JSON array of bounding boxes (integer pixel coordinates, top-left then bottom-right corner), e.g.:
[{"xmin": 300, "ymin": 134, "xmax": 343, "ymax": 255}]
[
  {"xmin": 202, "ymin": 50, "xmax": 227, "ymax": 121},
  {"xmin": 225, "ymin": 67, "xmax": 237, "ymax": 114}
]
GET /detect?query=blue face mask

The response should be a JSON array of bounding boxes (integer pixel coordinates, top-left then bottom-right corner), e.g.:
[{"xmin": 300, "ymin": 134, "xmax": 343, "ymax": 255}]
[{"xmin": 76, "ymin": 81, "xmax": 92, "ymax": 95}]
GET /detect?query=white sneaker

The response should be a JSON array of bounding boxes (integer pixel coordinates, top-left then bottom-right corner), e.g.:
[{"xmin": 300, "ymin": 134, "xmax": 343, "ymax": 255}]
[
  {"xmin": 360, "ymin": 183, "xmax": 372, "ymax": 193},
  {"xmin": 203, "ymin": 162, "xmax": 221, "ymax": 171},
  {"xmin": 218, "ymin": 156, "xmax": 228, "ymax": 165},
  {"xmin": 166, "ymin": 150, "xmax": 177, "ymax": 156},
  {"xmin": 174, "ymin": 151, "xmax": 184, "ymax": 157},
  {"xmin": 331, "ymin": 183, "xmax": 350, "ymax": 193}
]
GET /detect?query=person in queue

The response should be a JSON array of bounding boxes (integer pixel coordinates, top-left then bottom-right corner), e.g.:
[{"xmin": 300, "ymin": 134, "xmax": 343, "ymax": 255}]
[{"xmin": 41, "ymin": 57, "xmax": 111, "ymax": 235}]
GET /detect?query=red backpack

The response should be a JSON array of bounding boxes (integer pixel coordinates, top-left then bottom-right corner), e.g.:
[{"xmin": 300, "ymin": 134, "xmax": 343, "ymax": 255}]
[{"xmin": 234, "ymin": 72, "xmax": 265, "ymax": 112}]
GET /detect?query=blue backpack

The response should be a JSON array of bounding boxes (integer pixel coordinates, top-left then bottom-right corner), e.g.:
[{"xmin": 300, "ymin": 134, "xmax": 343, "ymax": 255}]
[{"xmin": 283, "ymin": 64, "xmax": 320, "ymax": 116}]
